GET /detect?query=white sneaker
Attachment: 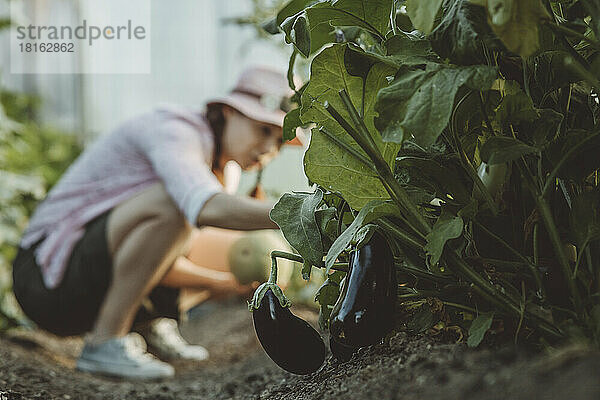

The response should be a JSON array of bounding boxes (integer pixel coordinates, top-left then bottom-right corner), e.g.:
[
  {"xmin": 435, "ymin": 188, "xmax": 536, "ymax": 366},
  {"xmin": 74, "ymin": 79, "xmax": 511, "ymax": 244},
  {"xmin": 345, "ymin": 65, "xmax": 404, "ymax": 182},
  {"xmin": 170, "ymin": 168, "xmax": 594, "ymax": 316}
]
[
  {"xmin": 140, "ymin": 318, "xmax": 209, "ymax": 361},
  {"xmin": 76, "ymin": 334, "xmax": 175, "ymax": 380}
]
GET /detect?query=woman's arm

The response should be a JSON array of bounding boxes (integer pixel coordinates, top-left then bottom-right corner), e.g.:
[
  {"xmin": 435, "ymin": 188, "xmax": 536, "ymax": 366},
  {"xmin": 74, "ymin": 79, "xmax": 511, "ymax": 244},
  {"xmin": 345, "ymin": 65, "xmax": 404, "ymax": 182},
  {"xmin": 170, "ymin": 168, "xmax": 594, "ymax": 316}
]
[
  {"xmin": 196, "ymin": 192, "xmax": 278, "ymax": 230},
  {"xmin": 160, "ymin": 255, "xmax": 248, "ymax": 293}
]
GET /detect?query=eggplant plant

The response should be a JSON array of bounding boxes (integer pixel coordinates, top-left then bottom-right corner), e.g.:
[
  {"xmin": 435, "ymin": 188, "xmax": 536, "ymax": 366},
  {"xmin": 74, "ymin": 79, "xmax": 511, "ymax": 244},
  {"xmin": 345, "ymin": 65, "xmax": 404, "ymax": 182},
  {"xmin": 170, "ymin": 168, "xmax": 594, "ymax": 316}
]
[{"xmin": 250, "ymin": 0, "xmax": 600, "ymax": 353}]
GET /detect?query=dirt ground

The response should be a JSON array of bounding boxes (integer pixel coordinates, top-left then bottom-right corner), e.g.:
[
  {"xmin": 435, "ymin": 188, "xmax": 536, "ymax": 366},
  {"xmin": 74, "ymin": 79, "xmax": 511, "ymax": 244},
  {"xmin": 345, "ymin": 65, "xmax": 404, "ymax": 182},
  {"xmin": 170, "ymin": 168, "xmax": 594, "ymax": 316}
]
[{"xmin": 1, "ymin": 299, "xmax": 599, "ymax": 400}]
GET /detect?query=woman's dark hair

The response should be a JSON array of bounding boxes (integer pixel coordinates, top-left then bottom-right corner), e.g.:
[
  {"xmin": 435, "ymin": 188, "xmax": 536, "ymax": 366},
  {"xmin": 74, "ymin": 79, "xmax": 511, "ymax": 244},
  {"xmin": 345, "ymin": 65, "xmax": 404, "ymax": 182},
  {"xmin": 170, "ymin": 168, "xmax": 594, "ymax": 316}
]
[{"xmin": 205, "ymin": 103, "xmax": 226, "ymax": 171}]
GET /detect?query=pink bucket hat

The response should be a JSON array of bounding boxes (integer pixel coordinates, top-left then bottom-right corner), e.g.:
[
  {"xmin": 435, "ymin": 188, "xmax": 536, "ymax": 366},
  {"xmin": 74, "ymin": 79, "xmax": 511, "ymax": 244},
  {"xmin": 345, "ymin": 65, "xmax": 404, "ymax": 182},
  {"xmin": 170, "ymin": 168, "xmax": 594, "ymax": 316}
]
[{"xmin": 206, "ymin": 66, "xmax": 294, "ymax": 128}]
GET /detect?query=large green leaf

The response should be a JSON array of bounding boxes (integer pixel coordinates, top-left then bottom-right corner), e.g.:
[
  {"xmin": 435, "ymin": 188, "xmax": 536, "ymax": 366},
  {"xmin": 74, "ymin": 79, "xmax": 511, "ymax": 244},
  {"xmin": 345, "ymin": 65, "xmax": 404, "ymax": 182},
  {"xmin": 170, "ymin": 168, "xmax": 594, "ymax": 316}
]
[
  {"xmin": 276, "ymin": 0, "xmax": 325, "ymax": 26},
  {"xmin": 406, "ymin": 0, "xmax": 443, "ymax": 34},
  {"xmin": 524, "ymin": 108, "xmax": 563, "ymax": 148},
  {"xmin": 270, "ymin": 190, "xmax": 325, "ymax": 267},
  {"xmin": 325, "ymin": 200, "xmax": 400, "ymax": 270},
  {"xmin": 430, "ymin": 0, "xmax": 504, "ymax": 65},
  {"xmin": 424, "ymin": 209, "xmax": 464, "ymax": 266},
  {"xmin": 374, "ymin": 63, "xmax": 497, "ymax": 147},
  {"xmin": 281, "ymin": 0, "xmax": 394, "ymax": 57},
  {"xmin": 301, "ymin": 43, "xmax": 401, "ymax": 209},
  {"xmin": 344, "ymin": 35, "xmax": 437, "ymax": 73},
  {"xmin": 384, "ymin": 34, "xmax": 439, "ymax": 65},
  {"xmin": 479, "ymin": 136, "xmax": 538, "ymax": 165},
  {"xmin": 495, "ymin": 86, "xmax": 539, "ymax": 124}
]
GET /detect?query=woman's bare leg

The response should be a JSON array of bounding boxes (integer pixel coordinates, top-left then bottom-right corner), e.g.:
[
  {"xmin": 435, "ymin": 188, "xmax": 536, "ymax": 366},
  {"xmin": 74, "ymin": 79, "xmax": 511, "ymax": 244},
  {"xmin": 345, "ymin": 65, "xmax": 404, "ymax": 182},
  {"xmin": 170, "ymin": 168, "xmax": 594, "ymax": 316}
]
[{"xmin": 87, "ymin": 183, "xmax": 192, "ymax": 344}]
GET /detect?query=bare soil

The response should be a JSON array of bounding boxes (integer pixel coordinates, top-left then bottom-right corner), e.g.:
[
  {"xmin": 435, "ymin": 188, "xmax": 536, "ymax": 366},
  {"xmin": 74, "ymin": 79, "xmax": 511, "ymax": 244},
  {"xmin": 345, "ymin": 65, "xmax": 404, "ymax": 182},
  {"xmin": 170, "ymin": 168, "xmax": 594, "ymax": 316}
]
[{"xmin": 1, "ymin": 300, "xmax": 599, "ymax": 400}]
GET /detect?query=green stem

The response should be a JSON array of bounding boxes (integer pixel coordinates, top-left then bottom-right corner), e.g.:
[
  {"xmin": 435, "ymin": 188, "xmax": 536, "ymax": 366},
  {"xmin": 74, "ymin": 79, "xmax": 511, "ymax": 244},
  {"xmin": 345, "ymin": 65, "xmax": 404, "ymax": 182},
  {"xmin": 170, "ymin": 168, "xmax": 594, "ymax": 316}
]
[
  {"xmin": 535, "ymin": 197, "xmax": 583, "ymax": 316},
  {"xmin": 390, "ymin": 0, "xmax": 398, "ymax": 36},
  {"xmin": 270, "ymin": 250, "xmax": 349, "ymax": 273},
  {"xmin": 397, "ymin": 293, "xmax": 425, "ymax": 299},
  {"xmin": 543, "ymin": 20, "xmax": 600, "ymax": 50},
  {"xmin": 379, "ymin": 217, "xmax": 426, "ymax": 250},
  {"xmin": 476, "ymin": 257, "xmax": 531, "ymax": 272},
  {"xmin": 514, "ymin": 281, "xmax": 526, "ymax": 345},
  {"xmin": 541, "ymin": 0, "xmax": 592, "ymax": 72},
  {"xmin": 512, "ymin": 146, "xmax": 582, "ymax": 316},
  {"xmin": 522, "ymin": 59, "xmax": 531, "ymax": 98},
  {"xmin": 442, "ymin": 301, "xmax": 478, "ymax": 314},
  {"xmin": 319, "ymin": 127, "xmax": 376, "ymax": 174},
  {"xmin": 330, "ymin": 263, "xmax": 349, "ymax": 271},
  {"xmin": 268, "ymin": 252, "xmax": 280, "ymax": 284},
  {"xmin": 335, "ymin": 90, "xmax": 431, "ymax": 235},
  {"xmin": 395, "ymin": 262, "xmax": 454, "ymax": 283},
  {"xmin": 337, "ymin": 200, "xmax": 348, "ymax": 237},
  {"xmin": 323, "ymin": 101, "xmax": 426, "ymax": 237},
  {"xmin": 465, "ymin": 159, "xmax": 499, "ymax": 216},
  {"xmin": 478, "ymin": 91, "xmax": 495, "ymax": 137},
  {"xmin": 455, "ymin": 92, "xmax": 498, "ymax": 215},
  {"xmin": 514, "ymin": 155, "xmax": 540, "ymax": 196},
  {"xmin": 542, "ymin": 131, "xmax": 600, "ymax": 197},
  {"xmin": 445, "ymin": 250, "xmax": 518, "ymax": 312},
  {"xmin": 573, "ymin": 238, "xmax": 589, "ymax": 279},
  {"xmin": 287, "ymin": 48, "xmax": 298, "ymax": 91},
  {"xmin": 338, "ymin": 90, "xmax": 379, "ymax": 152},
  {"xmin": 533, "ymin": 224, "xmax": 540, "ymax": 268},
  {"xmin": 379, "ymin": 179, "xmax": 427, "ymax": 238},
  {"xmin": 474, "ymin": 221, "xmax": 544, "ymax": 297},
  {"xmin": 445, "ymin": 249, "xmax": 562, "ymax": 339}
]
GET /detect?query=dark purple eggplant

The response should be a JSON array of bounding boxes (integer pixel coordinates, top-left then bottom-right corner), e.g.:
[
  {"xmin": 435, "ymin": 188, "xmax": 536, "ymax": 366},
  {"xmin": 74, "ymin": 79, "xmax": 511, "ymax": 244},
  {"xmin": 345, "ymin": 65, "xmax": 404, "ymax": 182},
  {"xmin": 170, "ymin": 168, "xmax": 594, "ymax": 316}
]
[
  {"xmin": 329, "ymin": 230, "xmax": 396, "ymax": 348},
  {"xmin": 252, "ymin": 288, "xmax": 326, "ymax": 375}
]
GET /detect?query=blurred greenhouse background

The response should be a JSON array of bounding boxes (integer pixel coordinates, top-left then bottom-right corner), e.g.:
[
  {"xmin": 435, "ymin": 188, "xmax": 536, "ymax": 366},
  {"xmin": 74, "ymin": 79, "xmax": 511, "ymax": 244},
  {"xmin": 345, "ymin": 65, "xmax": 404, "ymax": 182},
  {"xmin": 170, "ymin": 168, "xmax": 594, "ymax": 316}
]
[
  {"xmin": 0, "ymin": 0, "xmax": 311, "ymax": 328},
  {"xmin": 0, "ymin": 0, "xmax": 311, "ymax": 192}
]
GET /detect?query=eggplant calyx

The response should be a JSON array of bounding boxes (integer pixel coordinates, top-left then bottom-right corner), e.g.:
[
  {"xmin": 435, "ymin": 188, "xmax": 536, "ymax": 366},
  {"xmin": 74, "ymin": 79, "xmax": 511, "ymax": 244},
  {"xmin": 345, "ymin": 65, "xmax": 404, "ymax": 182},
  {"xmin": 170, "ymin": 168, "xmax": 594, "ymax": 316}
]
[{"xmin": 248, "ymin": 283, "xmax": 291, "ymax": 312}]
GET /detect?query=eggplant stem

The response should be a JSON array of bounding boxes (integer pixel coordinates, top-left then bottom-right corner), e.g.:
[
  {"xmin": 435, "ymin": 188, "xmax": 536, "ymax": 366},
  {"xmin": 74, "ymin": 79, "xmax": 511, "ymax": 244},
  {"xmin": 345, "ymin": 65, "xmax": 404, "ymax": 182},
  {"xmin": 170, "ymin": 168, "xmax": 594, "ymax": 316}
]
[{"xmin": 270, "ymin": 250, "xmax": 348, "ymax": 273}]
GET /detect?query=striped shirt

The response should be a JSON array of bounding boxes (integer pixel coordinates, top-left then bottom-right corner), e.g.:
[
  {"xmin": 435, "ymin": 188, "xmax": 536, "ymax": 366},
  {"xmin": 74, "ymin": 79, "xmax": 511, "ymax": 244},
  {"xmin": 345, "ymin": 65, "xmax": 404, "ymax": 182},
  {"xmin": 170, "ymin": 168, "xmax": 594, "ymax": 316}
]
[{"xmin": 20, "ymin": 105, "xmax": 225, "ymax": 289}]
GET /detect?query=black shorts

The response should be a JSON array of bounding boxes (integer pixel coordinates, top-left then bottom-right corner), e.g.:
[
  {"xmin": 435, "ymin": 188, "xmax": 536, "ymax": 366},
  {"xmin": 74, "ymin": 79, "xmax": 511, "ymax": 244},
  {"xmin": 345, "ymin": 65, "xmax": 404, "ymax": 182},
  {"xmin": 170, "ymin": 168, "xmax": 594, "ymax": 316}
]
[{"xmin": 12, "ymin": 209, "xmax": 180, "ymax": 337}]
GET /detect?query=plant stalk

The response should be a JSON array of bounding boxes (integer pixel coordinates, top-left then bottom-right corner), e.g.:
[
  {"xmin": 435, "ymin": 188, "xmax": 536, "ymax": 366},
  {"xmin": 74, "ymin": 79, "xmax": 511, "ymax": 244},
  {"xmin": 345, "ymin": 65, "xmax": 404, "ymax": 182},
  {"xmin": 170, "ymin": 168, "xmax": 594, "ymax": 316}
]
[
  {"xmin": 270, "ymin": 250, "xmax": 348, "ymax": 273},
  {"xmin": 445, "ymin": 249, "xmax": 562, "ymax": 339},
  {"xmin": 542, "ymin": 131, "xmax": 600, "ymax": 197},
  {"xmin": 543, "ymin": 20, "xmax": 600, "ymax": 50},
  {"xmin": 379, "ymin": 217, "xmax": 426, "ymax": 250},
  {"xmin": 318, "ymin": 127, "xmax": 377, "ymax": 174},
  {"xmin": 474, "ymin": 221, "xmax": 544, "ymax": 297},
  {"xmin": 335, "ymin": 90, "xmax": 431, "ymax": 235},
  {"xmin": 535, "ymin": 197, "xmax": 583, "ymax": 316},
  {"xmin": 455, "ymin": 92, "xmax": 498, "ymax": 215}
]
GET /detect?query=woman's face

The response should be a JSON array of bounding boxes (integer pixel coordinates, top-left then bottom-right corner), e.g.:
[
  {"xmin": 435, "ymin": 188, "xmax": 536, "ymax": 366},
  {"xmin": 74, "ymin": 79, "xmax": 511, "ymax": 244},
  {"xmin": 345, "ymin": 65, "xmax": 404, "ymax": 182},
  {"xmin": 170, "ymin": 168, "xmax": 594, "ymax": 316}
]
[{"xmin": 221, "ymin": 105, "xmax": 283, "ymax": 170}]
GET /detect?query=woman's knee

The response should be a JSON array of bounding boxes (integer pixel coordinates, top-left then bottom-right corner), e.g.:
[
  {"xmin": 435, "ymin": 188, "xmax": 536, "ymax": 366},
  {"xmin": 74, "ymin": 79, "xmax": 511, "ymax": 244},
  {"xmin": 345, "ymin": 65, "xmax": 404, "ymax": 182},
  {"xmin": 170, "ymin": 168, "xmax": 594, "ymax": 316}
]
[{"xmin": 107, "ymin": 183, "xmax": 191, "ymax": 255}]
